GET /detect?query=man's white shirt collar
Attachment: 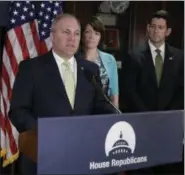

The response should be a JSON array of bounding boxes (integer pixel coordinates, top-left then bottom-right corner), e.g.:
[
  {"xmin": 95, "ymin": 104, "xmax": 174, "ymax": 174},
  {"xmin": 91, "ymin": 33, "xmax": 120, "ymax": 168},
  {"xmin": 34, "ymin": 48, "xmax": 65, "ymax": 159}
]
[
  {"xmin": 52, "ymin": 50, "xmax": 75, "ymax": 71},
  {"xmin": 52, "ymin": 50, "xmax": 77, "ymax": 85},
  {"xmin": 148, "ymin": 40, "xmax": 165, "ymax": 63}
]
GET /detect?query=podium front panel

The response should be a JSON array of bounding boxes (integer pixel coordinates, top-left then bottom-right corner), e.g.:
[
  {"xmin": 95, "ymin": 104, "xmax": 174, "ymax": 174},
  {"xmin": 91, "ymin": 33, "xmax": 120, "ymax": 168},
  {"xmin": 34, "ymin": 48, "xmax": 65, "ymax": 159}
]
[{"xmin": 38, "ymin": 110, "xmax": 183, "ymax": 174}]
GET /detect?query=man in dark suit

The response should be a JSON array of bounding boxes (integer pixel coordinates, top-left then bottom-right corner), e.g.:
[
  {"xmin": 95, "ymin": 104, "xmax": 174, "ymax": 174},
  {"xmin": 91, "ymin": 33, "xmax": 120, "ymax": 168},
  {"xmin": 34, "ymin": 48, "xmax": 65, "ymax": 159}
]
[
  {"xmin": 9, "ymin": 13, "xmax": 115, "ymax": 175},
  {"xmin": 121, "ymin": 10, "xmax": 184, "ymax": 174}
]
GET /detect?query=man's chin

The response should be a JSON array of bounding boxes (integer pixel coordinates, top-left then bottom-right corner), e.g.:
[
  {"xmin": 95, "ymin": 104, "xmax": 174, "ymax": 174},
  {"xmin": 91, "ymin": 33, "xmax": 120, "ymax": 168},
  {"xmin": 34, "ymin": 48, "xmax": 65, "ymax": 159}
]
[
  {"xmin": 68, "ymin": 48, "xmax": 78, "ymax": 53},
  {"xmin": 151, "ymin": 39, "xmax": 163, "ymax": 44},
  {"xmin": 65, "ymin": 51, "xmax": 77, "ymax": 58}
]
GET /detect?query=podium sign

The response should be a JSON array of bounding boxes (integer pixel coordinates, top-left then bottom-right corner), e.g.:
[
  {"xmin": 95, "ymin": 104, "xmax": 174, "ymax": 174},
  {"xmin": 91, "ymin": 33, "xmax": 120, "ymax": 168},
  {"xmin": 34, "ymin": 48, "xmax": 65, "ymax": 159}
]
[{"xmin": 38, "ymin": 110, "xmax": 183, "ymax": 174}]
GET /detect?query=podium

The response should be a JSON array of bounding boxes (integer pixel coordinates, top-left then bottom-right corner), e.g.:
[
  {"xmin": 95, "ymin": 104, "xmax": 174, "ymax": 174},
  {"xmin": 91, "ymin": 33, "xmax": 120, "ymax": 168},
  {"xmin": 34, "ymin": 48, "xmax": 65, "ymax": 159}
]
[{"xmin": 19, "ymin": 110, "xmax": 184, "ymax": 174}]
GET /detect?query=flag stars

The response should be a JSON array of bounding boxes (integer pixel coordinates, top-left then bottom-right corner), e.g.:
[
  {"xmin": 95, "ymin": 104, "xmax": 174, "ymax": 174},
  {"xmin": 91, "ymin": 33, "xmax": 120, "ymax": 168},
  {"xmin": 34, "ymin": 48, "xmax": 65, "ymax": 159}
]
[
  {"xmin": 39, "ymin": 11, "xmax": 43, "ymax": 16},
  {"xmin": 8, "ymin": 1, "xmax": 62, "ymax": 40},
  {"xmin": 41, "ymin": 31, "xmax": 46, "ymax": 36},
  {"xmin": 43, "ymin": 23, "xmax": 48, "ymax": 28},
  {"xmin": 21, "ymin": 15, "xmax": 26, "ymax": 20},
  {"xmin": 30, "ymin": 12, "xmax": 34, "ymax": 17},
  {"xmin": 41, "ymin": 3, "xmax": 45, "ymax": 7},
  {"xmin": 23, "ymin": 7, "xmax": 28, "ymax": 12},
  {"xmin": 45, "ymin": 15, "xmax": 49, "ymax": 20},
  {"xmin": 53, "ymin": 10, "xmax": 57, "ymax": 15},
  {"xmin": 11, "ymin": 18, "xmax": 16, "ymax": 24},
  {"xmin": 55, "ymin": 2, "xmax": 59, "ymax": 7},
  {"xmin": 16, "ymin": 2, "xmax": 21, "ymax": 7},
  {"xmin": 13, "ymin": 10, "xmax": 18, "ymax": 16},
  {"xmin": 47, "ymin": 7, "xmax": 51, "ymax": 12}
]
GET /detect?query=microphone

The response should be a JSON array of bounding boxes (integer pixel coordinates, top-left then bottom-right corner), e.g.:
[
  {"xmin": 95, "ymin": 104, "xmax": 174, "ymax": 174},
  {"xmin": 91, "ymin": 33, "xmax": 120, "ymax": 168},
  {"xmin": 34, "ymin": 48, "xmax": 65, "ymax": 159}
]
[{"xmin": 82, "ymin": 68, "xmax": 122, "ymax": 114}]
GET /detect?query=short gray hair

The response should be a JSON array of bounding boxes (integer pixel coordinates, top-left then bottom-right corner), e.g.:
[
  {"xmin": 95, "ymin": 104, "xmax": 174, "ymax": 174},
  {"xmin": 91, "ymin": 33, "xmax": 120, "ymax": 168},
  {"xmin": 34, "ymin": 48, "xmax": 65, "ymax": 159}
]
[{"xmin": 51, "ymin": 13, "xmax": 81, "ymax": 32}]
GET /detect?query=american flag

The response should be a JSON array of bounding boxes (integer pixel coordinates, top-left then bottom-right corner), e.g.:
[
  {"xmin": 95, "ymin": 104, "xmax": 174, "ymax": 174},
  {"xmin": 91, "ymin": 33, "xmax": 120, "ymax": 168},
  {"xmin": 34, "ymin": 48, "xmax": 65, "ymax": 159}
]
[{"xmin": 0, "ymin": 1, "xmax": 63, "ymax": 167}]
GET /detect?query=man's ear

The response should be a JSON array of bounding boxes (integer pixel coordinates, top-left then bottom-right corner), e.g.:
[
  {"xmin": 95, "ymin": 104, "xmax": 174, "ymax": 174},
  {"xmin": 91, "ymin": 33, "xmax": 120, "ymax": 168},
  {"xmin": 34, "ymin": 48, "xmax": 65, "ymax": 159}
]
[{"xmin": 166, "ymin": 28, "xmax": 172, "ymax": 37}]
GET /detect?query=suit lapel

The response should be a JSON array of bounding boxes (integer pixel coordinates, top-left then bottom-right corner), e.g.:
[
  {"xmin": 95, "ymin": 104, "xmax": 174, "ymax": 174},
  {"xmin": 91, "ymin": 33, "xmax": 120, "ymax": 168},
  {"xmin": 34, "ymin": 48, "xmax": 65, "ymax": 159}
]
[
  {"xmin": 73, "ymin": 57, "xmax": 85, "ymax": 109},
  {"xmin": 159, "ymin": 44, "xmax": 174, "ymax": 89},
  {"xmin": 43, "ymin": 51, "xmax": 72, "ymax": 110},
  {"xmin": 143, "ymin": 45, "xmax": 158, "ymax": 87},
  {"xmin": 143, "ymin": 43, "xmax": 174, "ymax": 89}
]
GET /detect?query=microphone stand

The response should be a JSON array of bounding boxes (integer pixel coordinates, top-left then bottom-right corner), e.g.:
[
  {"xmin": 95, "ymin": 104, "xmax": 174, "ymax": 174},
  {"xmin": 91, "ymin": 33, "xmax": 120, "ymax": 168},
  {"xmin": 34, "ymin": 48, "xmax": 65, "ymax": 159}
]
[{"xmin": 91, "ymin": 76, "xmax": 122, "ymax": 114}]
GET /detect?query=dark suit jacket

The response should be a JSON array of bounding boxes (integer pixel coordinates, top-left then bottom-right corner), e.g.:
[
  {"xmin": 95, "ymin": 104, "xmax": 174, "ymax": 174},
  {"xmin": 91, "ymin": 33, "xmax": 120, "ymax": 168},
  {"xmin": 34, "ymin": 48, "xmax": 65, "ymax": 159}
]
[
  {"xmin": 9, "ymin": 51, "xmax": 114, "ymax": 133},
  {"xmin": 121, "ymin": 43, "xmax": 184, "ymax": 112}
]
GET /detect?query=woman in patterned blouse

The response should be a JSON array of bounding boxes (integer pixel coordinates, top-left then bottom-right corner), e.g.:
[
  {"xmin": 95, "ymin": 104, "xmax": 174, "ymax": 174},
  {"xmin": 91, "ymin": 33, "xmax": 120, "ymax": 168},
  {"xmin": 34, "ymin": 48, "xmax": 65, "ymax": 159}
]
[{"xmin": 81, "ymin": 16, "xmax": 119, "ymax": 107}]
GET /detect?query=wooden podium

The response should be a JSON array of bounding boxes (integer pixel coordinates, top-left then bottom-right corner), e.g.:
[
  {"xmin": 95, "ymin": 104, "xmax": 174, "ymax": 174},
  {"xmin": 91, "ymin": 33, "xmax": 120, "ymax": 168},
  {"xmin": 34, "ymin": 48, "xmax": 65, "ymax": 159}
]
[{"xmin": 19, "ymin": 128, "xmax": 38, "ymax": 163}]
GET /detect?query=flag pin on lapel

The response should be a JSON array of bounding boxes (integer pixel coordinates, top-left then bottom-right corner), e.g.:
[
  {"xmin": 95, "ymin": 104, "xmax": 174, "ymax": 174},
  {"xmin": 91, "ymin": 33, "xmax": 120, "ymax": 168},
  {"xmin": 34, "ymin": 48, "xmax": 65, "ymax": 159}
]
[{"xmin": 169, "ymin": 57, "xmax": 173, "ymax": 60}]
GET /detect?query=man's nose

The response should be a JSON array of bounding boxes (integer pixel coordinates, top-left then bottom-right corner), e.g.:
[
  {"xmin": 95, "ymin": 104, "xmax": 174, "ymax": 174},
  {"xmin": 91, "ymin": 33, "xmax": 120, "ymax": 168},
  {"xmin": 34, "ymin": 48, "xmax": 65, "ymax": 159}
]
[
  {"xmin": 68, "ymin": 33, "xmax": 76, "ymax": 41},
  {"xmin": 154, "ymin": 26, "xmax": 160, "ymax": 32},
  {"xmin": 89, "ymin": 33, "xmax": 95, "ymax": 39}
]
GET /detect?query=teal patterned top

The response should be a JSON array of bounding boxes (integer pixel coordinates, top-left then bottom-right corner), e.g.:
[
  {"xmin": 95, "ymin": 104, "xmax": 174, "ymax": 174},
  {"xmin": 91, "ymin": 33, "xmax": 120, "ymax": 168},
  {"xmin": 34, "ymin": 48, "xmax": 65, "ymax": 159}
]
[{"xmin": 94, "ymin": 56, "xmax": 109, "ymax": 96}]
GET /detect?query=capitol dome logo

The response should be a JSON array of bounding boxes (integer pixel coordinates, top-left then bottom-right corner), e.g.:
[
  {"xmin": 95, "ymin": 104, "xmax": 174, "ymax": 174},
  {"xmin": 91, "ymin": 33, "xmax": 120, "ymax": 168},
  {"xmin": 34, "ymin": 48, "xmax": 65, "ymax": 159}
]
[{"xmin": 105, "ymin": 121, "xmax": 136, "ymax": 157}]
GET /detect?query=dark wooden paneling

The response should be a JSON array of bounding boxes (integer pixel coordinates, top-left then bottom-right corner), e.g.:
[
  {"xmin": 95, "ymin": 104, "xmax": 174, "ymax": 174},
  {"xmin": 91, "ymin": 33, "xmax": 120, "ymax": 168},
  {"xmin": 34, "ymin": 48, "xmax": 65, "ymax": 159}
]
[
  {"xmin": 128, "ymin": 1, "xmax": 184, "ymax": 50},
  {"xmin": 63, "ymin": 1, "xmax": 184, "ymax": 53},
  {"xmin": 164, "ymin": 1, "xmax": 184, "ymax": 49},
  {"xmin": 128, "ymin": 1, "xmax": 164, "ymax": 50},
  {"xmin": 116, "ymin": 3, "xmax": 131, "ymax": 59},
  {"xmin": 63, "ymin": 1, "xmax": 100, "ymax": 25}
]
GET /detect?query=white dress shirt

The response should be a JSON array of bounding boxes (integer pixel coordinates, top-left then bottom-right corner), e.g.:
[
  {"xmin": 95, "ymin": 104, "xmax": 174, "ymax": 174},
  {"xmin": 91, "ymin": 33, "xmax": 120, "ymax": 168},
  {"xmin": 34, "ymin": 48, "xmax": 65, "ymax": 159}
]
[
  {"xmin": 148, "ymin": 40, "xmax": 165, "ymax": 66},
  {"xmin": 52, "ymin": 50, "xmax": 77, "ymax": 86}
]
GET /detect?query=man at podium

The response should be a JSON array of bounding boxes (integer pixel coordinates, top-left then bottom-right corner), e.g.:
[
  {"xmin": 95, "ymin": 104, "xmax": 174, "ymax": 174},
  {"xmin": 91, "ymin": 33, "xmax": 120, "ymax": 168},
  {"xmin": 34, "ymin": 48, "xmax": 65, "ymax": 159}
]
[{"xmin": 9, "ymin": 13, "xmax": 117, "ymax": 175}]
